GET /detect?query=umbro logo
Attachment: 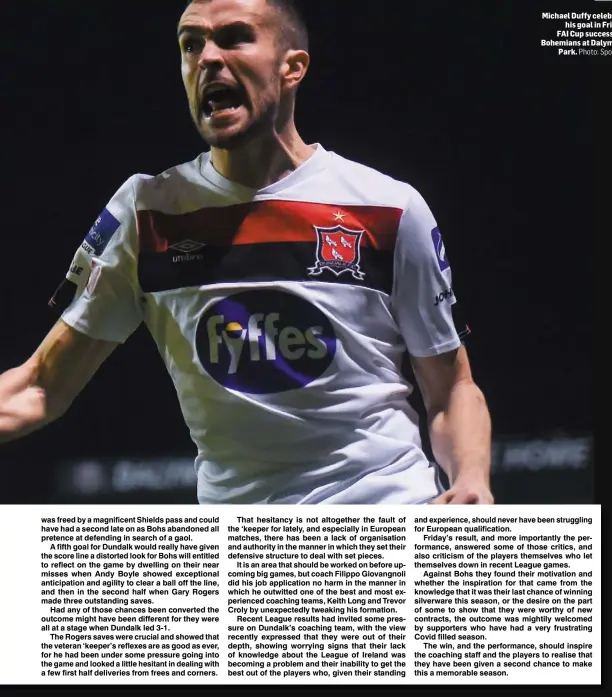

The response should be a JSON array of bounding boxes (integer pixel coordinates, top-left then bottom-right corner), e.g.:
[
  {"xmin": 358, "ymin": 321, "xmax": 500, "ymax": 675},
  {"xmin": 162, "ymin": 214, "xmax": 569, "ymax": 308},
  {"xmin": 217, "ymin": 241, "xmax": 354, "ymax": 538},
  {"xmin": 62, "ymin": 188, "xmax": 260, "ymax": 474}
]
[
  {"xmin": 169, "ymin": 239, "xmax": 206, "ymax": 254},
  {"xmin": 169, "ymin": 239, "xmax": 205, "ymax": 264}
]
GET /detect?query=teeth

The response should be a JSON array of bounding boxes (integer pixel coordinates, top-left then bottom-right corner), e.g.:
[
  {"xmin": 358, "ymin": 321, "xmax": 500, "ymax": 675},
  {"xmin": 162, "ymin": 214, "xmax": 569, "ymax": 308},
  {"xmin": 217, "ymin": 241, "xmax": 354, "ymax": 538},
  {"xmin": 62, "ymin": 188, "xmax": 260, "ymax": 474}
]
[
  {"xmin": 206, "ymin": 85, "xmax": 230, "ymax": 97},
  {"xmin": 204, "ymin": 102, "xmax": 238, "ymax": 118},
  {"xmin": 201, "ymin": 85, "xmax": 242, "ymax": 119}
]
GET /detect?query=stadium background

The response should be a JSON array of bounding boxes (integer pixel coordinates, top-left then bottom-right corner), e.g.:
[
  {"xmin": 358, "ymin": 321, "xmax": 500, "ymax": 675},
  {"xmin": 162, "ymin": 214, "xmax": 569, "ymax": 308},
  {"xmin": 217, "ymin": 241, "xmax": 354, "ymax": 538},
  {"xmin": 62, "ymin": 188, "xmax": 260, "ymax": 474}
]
[{"xmin": 0, "ymin": 1, "xmax": 594, "ymax": 504}]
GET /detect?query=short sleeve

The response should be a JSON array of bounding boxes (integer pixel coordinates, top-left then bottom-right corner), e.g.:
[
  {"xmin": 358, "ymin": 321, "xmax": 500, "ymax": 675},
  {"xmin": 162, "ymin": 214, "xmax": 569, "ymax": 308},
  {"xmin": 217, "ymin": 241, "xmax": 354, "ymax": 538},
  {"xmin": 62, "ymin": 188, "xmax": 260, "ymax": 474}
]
[
  {"xmin": 390, "ymin": 188, "xmax": 470, "ymax": 357},
  {"xmin": 50, "ymin": 176, "xmax": 144, "ymax": 343}
]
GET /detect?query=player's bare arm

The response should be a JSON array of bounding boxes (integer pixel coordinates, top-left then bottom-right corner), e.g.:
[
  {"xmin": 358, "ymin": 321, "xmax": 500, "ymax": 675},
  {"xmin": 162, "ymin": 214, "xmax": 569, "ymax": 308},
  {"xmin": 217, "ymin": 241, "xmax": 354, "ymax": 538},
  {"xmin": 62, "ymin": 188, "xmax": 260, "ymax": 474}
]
[
  {"xmin": 0, "ymin": 320, "xmax": 118, "ymax": 444},
  {"xmin": 410, "ymin": 345, "xmax": 493, "ymax": 504}
]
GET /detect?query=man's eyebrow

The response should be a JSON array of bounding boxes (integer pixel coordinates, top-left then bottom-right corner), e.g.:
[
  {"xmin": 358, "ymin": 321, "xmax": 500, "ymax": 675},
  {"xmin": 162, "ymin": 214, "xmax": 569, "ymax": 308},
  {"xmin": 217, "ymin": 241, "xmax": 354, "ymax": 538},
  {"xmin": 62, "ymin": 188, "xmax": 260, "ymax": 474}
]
[
  {"xmin": 177, "ymin": 25, "xmax": 205, "ymax": 39},
  {"xmin": 177, "ymin": 21, "xmax": 255, "ymax": 39}
]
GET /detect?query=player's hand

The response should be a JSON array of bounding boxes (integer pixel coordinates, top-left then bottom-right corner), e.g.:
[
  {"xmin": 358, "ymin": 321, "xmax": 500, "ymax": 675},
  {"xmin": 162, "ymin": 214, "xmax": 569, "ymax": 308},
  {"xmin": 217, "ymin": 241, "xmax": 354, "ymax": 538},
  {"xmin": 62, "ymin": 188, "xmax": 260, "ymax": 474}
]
[{"xmin": 429, "ymin": 477, "xmax": 494, "ymax": 505}]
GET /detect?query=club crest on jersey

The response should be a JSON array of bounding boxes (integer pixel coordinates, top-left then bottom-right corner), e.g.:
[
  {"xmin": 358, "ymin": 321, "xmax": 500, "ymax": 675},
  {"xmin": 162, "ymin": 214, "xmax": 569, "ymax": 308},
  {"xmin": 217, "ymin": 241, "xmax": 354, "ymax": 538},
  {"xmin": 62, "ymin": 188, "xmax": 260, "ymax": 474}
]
[{"xmin": 308, "ymin": 226, "xmax": 365, "ymax": 280}]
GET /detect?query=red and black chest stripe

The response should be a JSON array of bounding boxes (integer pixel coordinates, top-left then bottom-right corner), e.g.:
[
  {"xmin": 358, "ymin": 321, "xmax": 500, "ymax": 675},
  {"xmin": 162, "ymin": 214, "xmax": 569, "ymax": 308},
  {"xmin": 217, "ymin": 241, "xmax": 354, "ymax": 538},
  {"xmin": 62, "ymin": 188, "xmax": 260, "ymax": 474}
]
[{"xmin": 136, "ymin": 200, "xmax": 402, "ymax": 294}]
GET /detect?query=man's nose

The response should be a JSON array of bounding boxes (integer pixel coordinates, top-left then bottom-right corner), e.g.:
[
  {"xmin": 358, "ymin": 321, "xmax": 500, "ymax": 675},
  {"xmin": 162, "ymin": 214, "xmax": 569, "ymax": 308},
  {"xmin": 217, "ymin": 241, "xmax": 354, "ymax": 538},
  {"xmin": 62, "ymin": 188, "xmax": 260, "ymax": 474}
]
[{"xmin": 198, "ymin": 41, "xmax": 224, "ymax": 69}]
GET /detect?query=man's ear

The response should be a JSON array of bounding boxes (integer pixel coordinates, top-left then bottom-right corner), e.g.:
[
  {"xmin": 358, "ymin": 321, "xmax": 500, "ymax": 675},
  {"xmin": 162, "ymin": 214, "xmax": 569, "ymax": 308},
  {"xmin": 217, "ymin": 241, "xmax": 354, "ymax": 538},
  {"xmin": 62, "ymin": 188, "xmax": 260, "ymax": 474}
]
[{"xmin": 281, "ymin": 49, "xmax": 310, "ymax": 90}]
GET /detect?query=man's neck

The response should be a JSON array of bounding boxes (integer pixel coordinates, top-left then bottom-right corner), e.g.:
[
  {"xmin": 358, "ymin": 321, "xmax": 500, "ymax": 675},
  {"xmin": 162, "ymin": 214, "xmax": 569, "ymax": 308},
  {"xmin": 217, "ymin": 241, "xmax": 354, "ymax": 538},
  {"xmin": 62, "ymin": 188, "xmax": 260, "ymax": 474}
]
[{"xmin": 210, "ymin": 125, "xmax": 315, "ymax": 190}]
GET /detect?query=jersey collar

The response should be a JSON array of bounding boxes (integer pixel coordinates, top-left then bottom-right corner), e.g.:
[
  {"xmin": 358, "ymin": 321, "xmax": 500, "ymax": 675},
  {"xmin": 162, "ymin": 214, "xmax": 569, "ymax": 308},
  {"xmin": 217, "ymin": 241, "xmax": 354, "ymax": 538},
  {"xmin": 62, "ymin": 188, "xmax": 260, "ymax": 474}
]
[{"xmin": 199, "ymin": 144, "xmax": 328, "ymax": 199}]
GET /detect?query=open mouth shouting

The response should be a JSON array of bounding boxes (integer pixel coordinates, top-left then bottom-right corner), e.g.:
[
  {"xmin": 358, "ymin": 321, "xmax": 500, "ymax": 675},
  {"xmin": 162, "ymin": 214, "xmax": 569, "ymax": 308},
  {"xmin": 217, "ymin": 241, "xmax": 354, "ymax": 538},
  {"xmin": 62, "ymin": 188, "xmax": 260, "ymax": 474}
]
[{"xmin": 201, "ymin": 82, "xmax": 247, "ymax": 123}]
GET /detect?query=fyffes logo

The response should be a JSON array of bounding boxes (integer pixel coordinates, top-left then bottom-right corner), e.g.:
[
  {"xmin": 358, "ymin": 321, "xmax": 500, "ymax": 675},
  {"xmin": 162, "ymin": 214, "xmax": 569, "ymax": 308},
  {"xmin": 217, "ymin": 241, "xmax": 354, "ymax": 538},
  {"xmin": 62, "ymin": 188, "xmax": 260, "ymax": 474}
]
[{"xmin": 196, "ymin": 290, "xmax": 337, "ymax": 394}]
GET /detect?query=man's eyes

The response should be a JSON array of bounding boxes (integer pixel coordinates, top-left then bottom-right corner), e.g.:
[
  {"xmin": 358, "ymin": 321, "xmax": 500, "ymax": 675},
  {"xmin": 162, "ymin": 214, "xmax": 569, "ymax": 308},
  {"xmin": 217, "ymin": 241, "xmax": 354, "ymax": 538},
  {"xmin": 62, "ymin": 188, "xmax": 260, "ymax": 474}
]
[
  {"xmin": 181, "ymin": 27, "xmax": 255, "ymax": 53},
  {"xmin": 182, "ymin": 36, "xmax": 204, "ymax": 53}
]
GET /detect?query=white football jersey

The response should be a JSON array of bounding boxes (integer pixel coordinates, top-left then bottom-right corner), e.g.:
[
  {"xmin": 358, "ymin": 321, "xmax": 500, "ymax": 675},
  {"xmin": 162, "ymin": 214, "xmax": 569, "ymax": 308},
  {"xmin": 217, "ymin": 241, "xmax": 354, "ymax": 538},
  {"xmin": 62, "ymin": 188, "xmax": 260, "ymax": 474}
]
[{"xmin": 53, "ymin": 144, "xmax": 469, "ymax": 505}]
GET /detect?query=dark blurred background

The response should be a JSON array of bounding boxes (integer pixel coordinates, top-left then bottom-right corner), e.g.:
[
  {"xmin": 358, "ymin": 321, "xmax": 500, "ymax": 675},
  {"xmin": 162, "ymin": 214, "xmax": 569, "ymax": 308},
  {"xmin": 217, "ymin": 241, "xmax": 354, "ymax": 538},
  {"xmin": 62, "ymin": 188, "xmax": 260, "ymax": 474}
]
[{"xmin": 0, "ymin": 0, "xmax": 597, "ymax": 503}]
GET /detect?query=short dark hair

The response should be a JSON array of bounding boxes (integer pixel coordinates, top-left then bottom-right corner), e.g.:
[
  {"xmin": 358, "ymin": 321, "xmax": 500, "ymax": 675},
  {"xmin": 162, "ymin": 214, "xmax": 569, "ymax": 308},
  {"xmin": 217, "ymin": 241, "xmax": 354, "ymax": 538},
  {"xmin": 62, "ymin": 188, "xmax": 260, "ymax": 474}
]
[
  {"xmin": 267, "ymin": 0, "xmax": 309, "ymax": 53},
  {"xmin": 185, "ymin": 0, "xmax": 309, "ymax": 52}
]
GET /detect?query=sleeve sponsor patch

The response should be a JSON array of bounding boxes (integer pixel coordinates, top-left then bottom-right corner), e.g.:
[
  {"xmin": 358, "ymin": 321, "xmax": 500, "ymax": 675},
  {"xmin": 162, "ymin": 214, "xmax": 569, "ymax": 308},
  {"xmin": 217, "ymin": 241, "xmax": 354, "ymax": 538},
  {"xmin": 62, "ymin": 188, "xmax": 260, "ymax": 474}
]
[
  {"xmin": 82, "ymin": 208, "xmax": 121, "ymax": 256},
  {"xmin": 431, "ymin": 226, "xmax": 450, "ymax": 272}
]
